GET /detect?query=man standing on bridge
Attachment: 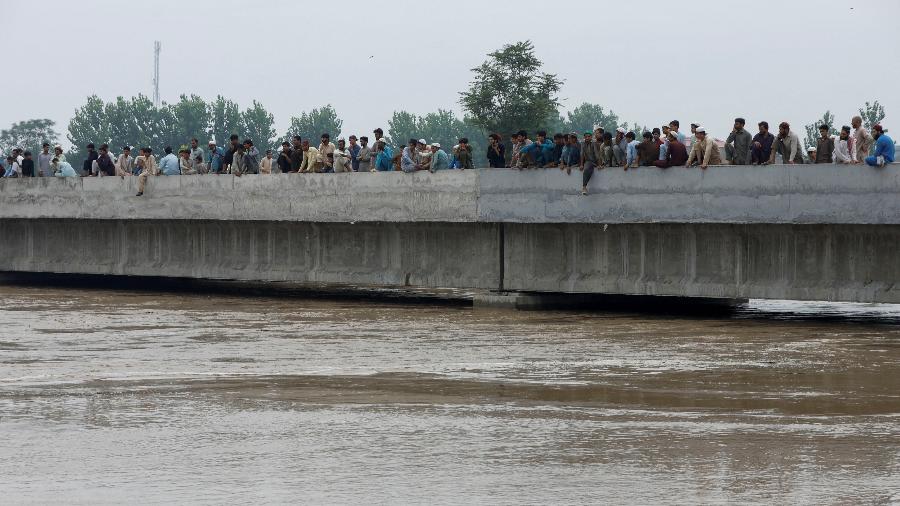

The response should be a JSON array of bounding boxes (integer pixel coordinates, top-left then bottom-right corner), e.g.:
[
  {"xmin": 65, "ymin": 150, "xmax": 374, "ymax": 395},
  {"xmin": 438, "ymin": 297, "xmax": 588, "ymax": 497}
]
[
  {"xmin": 833, "ymin": 126, "xmax": 856, "ymax": 164},
  {"xmin": 814, "ymin": 124, "xmax": 835, "ymax": 163},
  {"xmin": 725, "ymin": 118, "xmax": 752, "ymax": 165},
  {"xmin": 207, "ymin": 140, "xmax": 224, "ymax": 174},
  {"xmin": 851, "ymin": 116, "xmax": 873, "ymax": 164}
]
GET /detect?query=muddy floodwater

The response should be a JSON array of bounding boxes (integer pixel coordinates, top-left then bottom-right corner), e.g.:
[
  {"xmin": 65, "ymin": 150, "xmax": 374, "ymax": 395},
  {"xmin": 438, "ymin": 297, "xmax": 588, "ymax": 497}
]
[{"xmin": 0, "ymin": 284, "xmax": 899, "ymax": 504}]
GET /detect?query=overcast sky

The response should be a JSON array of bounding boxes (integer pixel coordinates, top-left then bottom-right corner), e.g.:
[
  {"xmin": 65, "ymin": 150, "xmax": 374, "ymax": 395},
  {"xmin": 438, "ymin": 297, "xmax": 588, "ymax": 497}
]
[{"xmin": 5, "ymin": 0, "xmax": 899, "ymax": 145}]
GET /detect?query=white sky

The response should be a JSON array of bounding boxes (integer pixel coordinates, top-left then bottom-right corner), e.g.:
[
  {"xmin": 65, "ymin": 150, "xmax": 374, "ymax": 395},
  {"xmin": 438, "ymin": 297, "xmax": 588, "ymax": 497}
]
[{"xmin": 5, "ymin": 0, "xmax": 899, "ymax": 145}]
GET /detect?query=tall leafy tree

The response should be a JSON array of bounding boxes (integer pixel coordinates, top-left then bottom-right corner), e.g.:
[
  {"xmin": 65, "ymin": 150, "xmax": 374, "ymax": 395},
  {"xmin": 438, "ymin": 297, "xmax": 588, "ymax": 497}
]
[
  {"xmin": 241, "ymin": 100, "xmax": 276, "ymax": 152},
  {"xmin": 128, "ymin": 94, "xmax": 165, "ymax": 151},
  {"xmin": 67, "ymin": 95, "xmax": 109, "ymax": 159},
  {"xmin": 387, "ymin": 111, "xmax": 419, "ymax": 148},
  {"xmin": 171, "ymin": 94, "xmax": 211, "ymax": 147},
  {"xmin": 459, "ymin": 40, "xmax": 563, "ymax": 137},
  {"xmin": 155, "ymin": 102, "xmax": 182, "ymax": 151},
  {"xmin": 858, "ymin": 101, "xmax": 886, "ymax": 130},
  {"xmin": 563, "ymin": 103, "xmax": 621, "ymax": 134},
  {"xmin": 0, "ymin": 119, "xmax": 59, "ymax": 154},
  {"xmin": 803, "ymin": 111, "xmax": 837, "ymax": 150},
  {"xmin": 103, "ymin": 96, "xmax": 136, "ymax": 151},
  {"xmin": 208, "ymin": 95, "xmax": 242, "ymax": 146},
  {"xmin": 283, "ymin": 105, "xmax": 342, "ymax": 143}
]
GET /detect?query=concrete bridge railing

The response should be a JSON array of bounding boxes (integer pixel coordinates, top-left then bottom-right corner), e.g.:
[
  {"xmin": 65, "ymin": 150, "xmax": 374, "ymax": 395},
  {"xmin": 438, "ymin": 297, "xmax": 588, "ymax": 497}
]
[{"xmin": 1, "ymin": 164, "xmax": 899, "ymax": 224}]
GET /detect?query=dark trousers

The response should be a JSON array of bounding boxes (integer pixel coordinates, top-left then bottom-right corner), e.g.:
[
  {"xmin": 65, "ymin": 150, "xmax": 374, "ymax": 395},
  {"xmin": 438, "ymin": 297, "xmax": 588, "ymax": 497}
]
[
  {"xmin": 751, "ymin": 146, "xmax": 771, "ymax": 164},
  {"xmin": 582, "ymin": 161, "xmax": 597, "ymax": 187}
]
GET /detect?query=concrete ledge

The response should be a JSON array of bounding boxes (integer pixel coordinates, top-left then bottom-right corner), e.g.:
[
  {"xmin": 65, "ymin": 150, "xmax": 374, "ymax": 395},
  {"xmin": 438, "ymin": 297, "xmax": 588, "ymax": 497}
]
[{"xmin": 1, "ymin": 164, "xmax": 899, "ymax": 224}]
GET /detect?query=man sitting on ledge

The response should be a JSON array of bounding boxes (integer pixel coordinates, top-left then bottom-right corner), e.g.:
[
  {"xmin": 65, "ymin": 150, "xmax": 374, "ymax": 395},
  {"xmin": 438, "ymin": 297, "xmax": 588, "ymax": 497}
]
[
  {"xmin": 866, "ymin": 124, "xmax": 894, "ymax": 167},
  {"xmin": 686, "ymin": 127, "xmax": 722, "ymax": 169}
]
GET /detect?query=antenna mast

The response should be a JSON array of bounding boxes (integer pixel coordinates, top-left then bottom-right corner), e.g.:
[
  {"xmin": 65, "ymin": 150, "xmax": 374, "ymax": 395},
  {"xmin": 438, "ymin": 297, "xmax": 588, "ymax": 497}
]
[{"xmin": 152, "ymin": 41, "xmax": 161, "ymax": 106}]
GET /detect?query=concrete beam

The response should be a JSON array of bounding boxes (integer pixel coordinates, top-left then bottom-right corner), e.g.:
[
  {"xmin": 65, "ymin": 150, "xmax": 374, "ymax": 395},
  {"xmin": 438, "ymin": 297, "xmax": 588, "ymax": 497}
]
[{"xmin": 2, "ymin": 219, "xmax": 899, "ymax": 304}]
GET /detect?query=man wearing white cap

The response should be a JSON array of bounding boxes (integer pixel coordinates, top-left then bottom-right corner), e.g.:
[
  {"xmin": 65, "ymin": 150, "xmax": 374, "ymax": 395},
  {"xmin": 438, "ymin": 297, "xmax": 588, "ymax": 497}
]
[
  {"xmin": 207, "ymin": 140, "xmax": 225, "ymax": 174},
  {"xmin": 806, "ymin": 146, "xmax": 817, "ymax": 164},
  {"xmin": 429, "ymin": 143, "xmax": 449, "ymax": 172},
  {"xmin": 685, "ymin": 127, "xmax": 722, "ymax": 169},
  {"xmin": 416, "ymin": 138, "xmax": 432, "ymax": 168}
]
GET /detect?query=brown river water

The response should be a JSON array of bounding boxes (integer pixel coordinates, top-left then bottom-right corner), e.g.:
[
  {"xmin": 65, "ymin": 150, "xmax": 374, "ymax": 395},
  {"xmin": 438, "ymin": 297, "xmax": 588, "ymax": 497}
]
[{"xmin": 0, "ymin": 283, "xmax": 899, "ymax": 504}]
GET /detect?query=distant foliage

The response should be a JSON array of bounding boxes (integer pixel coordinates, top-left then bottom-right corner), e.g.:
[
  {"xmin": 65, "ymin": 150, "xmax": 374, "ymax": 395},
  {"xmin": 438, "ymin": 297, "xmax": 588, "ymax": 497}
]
[
  {"xmin": 561, "ymin": 103, "xmax": 621, "ymax": 134},
  {"xmin": 0, "ymin": 118, "xmax": 59, "ymax": 154},
  {"xmin": 65, "ymin": 94, "xmax": 277, "ymax": 159},
  {"xmin": 282, "ymin": 105, "xmax": 343, "ymax": 144},
  {"xmin": 858, "ymin": 101, "xmax": 886, "ymax": 130},
  {"xmin": 241, "ymin": 101, "xmax": 276, "ymax": 152}
]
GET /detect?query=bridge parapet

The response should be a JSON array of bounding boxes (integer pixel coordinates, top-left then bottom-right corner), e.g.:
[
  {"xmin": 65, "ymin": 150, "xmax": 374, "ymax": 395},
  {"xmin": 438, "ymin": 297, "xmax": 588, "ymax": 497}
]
[{"xmin": 1, "ymin": 164, "xmax": 898, "ymax": 225}]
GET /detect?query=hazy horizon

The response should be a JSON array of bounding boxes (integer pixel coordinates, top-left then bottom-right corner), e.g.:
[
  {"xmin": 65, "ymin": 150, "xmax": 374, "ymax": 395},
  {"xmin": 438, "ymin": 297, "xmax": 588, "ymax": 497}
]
[{"xmin": 5, "ymin": 0, "xmax": 899, "ymax": 148}]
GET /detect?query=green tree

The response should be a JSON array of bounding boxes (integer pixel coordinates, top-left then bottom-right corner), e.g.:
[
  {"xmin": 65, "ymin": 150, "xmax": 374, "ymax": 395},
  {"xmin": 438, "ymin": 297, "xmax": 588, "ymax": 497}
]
[
  {"xmin": 459, "ymin": 40, "xmax": 563, "ymax": 137},
  {"xmin": 0, "ymin": 118, "xmax": 59, "ymax": 154},
  {"xmin": 240, "ymin": 100, "xmax": 276, "ymax": 153},
  {"xmin": 208, "ymin": 95, "xmax": 242, "ymax": 146},
  {"xmin": 283, "ymin": 104, "xmax": 342, "ymax": 144},
  {"xmin": 387, "ymin": 110, "xmax": 420, "ymax": 149},
  {"xmin": 803, "ymin": 111, "xmax": 837, "ymax": 150},
  {"xmin": 171, "ymin": 94, "xmax": 211, "ymax": 147},
  {"xmin": 103, "ymin": 96, "xmax": 135, "ymax": 152},
  {"xmin": 154, "ymin": 101, "xmax": 182, "ymax": 151},
  {"xmin": 67, "ymin": 95, "xmax": 109, "ymax": 159},
  {"xmin": 128, "ymin": 94, "xmax": 166, "ymax": 152},
  {"xmin": 562, "ymin": 103, "xmax": 620, "ymax": 134},
  {"xmin": 419, "ymin": 109, "xmax": 467, "ymax": 148},
  {"xmin": 858, "ymin": 101, "xmax": 886, "ymax": 130}
]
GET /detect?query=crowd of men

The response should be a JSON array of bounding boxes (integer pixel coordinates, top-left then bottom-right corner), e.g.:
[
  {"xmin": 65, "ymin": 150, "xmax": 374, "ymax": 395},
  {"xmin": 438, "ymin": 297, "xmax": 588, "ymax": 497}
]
[{"xmin": 1, "ymin": 116, "xmax": 894, "ymax": 197}]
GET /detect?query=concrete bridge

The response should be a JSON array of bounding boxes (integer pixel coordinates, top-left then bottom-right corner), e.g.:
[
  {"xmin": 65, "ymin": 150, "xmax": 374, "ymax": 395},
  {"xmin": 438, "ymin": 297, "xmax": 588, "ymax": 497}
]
[{"xmin": 1, "ymin": 164, "xmax": 899, "ymax": 306}]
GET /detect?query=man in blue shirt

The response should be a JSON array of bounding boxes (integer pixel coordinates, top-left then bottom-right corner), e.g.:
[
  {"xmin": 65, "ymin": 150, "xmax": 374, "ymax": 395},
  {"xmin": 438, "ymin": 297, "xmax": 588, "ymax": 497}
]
[
  {"xmin": 865, "ymin": 124, "xmax": 895, "ymax": 167},
  {"xmin": 158, "ymin": 146, "xmax": 180, "ymax": 175},
  {"xmin": 374, "ymin": 140, "xmax": 393, "ymax": 171},
  {"xmin": 518, "ymin": 130, "xmax": 555, "ymax": 168},
  {"xmin": 429, "ymin": 143, "xmax": 450, "ymax": 171}
]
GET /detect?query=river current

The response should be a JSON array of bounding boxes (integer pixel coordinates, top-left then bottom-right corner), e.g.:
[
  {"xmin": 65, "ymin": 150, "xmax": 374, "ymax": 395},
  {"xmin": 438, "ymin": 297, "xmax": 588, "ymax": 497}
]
[{"xmin": 1, "ymin": 284, "xmax": 898, "ymax": 504}]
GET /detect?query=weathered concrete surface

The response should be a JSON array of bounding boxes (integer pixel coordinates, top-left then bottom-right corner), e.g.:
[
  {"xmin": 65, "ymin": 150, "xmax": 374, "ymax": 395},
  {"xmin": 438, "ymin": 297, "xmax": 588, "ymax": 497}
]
[
  {"xmin": 2, "ymin": 164, "xmax": 899, "ymax": 224},
  {"xmin": 0, "ymin": 171, "xmax": 480, "ymax": 223},
  {"xmin": 501, "ymin": 223, "xmax": 900, "ymax": 303},
  {"xmin": 0, "ymin": 220, "xmax": 501, "ymax": 289},
  {"xmin": 2, "ymin": 165, "xmax": 900, "ymax": 304},
  {"xmin": 2, "ymin": 219, "xmax": 899, "ymax": 303}
]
